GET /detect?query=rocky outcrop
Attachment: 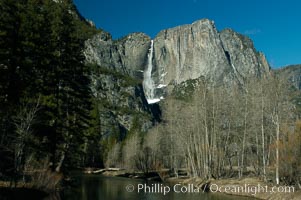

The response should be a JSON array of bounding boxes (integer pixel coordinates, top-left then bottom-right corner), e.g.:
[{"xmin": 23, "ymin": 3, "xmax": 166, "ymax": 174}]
[
  {"xmin": 84, "ymin": 32, "xmax": 160, "ymax": 138},
  {"xmin": 90, "ymin": 69, "xmax": 159, "ymax": 138},
  {"xmin": 220, "ymin": 29, "xmax": 270, "ymax": 82},
  {"xmin": 84, "ymin": 32, "xmax": 151, "ymax": 79}
]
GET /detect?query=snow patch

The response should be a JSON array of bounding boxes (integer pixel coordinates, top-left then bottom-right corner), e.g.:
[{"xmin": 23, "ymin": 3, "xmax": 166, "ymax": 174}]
[
  {"xmin": 231, "ymin": 63, "xmax": 237, "ymax": 72},
  {"xmin": 161, "ymin": 72, "xmax": 167, "ymax": 77},
  {"xmin": 147, "ymin": 99, "xmax": 161, "ymax": 104},
  {"xmin": 157, "ymin": 84, "xmax": 167, "ymax": 89}
]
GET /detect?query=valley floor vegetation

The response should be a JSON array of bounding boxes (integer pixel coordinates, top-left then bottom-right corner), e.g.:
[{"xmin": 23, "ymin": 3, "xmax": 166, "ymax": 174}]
[{"xmin": 106, "ymin": 76, "xmax": 301, "ymax": 188}]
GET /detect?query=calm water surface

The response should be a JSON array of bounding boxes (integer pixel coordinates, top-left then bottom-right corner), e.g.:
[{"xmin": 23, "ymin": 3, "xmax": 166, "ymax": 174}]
[{"xmin": 61, "ymin": 174, "xmax": 255, "ymax": 200}]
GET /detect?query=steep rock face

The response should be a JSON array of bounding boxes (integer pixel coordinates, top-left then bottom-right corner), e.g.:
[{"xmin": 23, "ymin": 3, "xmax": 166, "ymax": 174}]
[
  {"xmin": 153, "ymin": 19, "xmax": 232, "ymax": 86},
  {"xmin": 85, "ymin": 32, "xmax": 151, "ymax": 79},
  {"xmin": 90, "ymin": 69, "xmax": 157, "ymax": 138},
  {"xmin": 85, "ymin": 32, "xmax": 160, "ymax": 138},
  {"xmin": 151, "ymin": 19, "xmax": 270, "ymax": 94},
  {"xmin": 220, "ymin": 29, "xmax": 270, "ymax": 82}
]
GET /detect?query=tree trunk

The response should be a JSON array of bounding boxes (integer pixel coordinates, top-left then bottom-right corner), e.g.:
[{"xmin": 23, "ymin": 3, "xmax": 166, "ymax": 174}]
[
  {"xmin": 55, "ymin": 150, "xmax": 65, "ymax": 172},
  {"xmin": 275, "ymin": 115, "xmax": 280, "ymax": 185},
  {"xmin": 261, "ymin": 84, "xmax": 266, "ymax": 181},
  {"xmin": 240, "ymin": 95, "xmax": 248, "ymax": 178}
]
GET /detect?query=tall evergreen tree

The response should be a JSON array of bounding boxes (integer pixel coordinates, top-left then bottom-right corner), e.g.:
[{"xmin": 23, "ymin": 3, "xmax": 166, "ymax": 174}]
[{"xmin": 0, "ymin": 0, "xmax": 96, "ymax": 177}]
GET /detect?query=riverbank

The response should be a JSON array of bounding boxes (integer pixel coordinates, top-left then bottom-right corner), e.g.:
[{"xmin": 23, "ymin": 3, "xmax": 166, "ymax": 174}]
[
  {"xmin": 0, "ymin": 170, "xmax": 62, "ymax": 199},
  {"xmin": 91, "ymin": 168, "xmax": 301, "ymax": 200},
  {"xmin": 165, "ymin": 177, "xmax": 301, "ymax": 200},
  {"xmin": 0, "ymin": 181, "xmax": 49, "ymax": 200}
]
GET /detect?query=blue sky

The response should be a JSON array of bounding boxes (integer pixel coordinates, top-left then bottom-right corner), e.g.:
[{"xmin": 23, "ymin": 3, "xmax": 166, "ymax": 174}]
[{"xmin": 73, "ymin": 0, "xmax": 301, "ymax": 68}]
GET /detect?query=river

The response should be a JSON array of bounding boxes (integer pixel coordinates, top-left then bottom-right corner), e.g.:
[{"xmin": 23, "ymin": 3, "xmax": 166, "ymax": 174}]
[{"xmin": 60, "ymin": 174, "xmax": 254, "ymax": 200}]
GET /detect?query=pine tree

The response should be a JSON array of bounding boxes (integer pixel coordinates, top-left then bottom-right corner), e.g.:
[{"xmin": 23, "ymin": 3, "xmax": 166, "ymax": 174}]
[
  {"xmin": 0, "ymin": 0, "xmax": 96, "ymax": 176},
  {"xmin": 0, "ymin": 0, "xmax": 26, "ymax": 178}
]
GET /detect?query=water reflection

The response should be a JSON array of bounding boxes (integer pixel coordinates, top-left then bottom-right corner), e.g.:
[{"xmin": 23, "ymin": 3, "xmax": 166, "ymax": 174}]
[{"xmin": 58, "ymin": 174, "xmax": 254, "ymax": 200}]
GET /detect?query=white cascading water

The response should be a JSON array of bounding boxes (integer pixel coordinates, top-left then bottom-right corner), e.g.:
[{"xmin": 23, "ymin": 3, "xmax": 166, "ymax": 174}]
[{"xmin": 143, "ymin": 40, "xmax": 160, "ymax": 104}]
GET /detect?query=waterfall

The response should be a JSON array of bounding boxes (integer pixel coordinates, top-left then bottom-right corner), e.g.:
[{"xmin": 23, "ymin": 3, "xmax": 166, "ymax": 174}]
[{"xmin": 143, "ymin": 40, "xmax": 160, "ymax": 104}]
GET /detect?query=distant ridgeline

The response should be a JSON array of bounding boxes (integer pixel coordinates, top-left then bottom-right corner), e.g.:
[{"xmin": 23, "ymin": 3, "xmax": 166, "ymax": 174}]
[{"xmin": 1, "ymin": 0, "xmax": 301, "ymax": 188}]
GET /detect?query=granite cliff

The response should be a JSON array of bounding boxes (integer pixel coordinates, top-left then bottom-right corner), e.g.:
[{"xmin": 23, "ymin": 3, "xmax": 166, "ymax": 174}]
[
  {"xmin": 152, "ymin": 19, "xmax": 270, "ymax": 99},
  {"xmin": 85, "ymin": 19, "xmax": 271, "ymax": 105}
]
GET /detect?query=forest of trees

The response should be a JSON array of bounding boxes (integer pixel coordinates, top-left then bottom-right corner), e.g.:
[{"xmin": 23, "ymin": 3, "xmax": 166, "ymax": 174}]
[
  {"xmin": 0, "ymin": 0, "xmax": 101, "ymax": 189},
  {"xmin": 106, "ymin": 76, "xmax": 301, "ymax": 186}
]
